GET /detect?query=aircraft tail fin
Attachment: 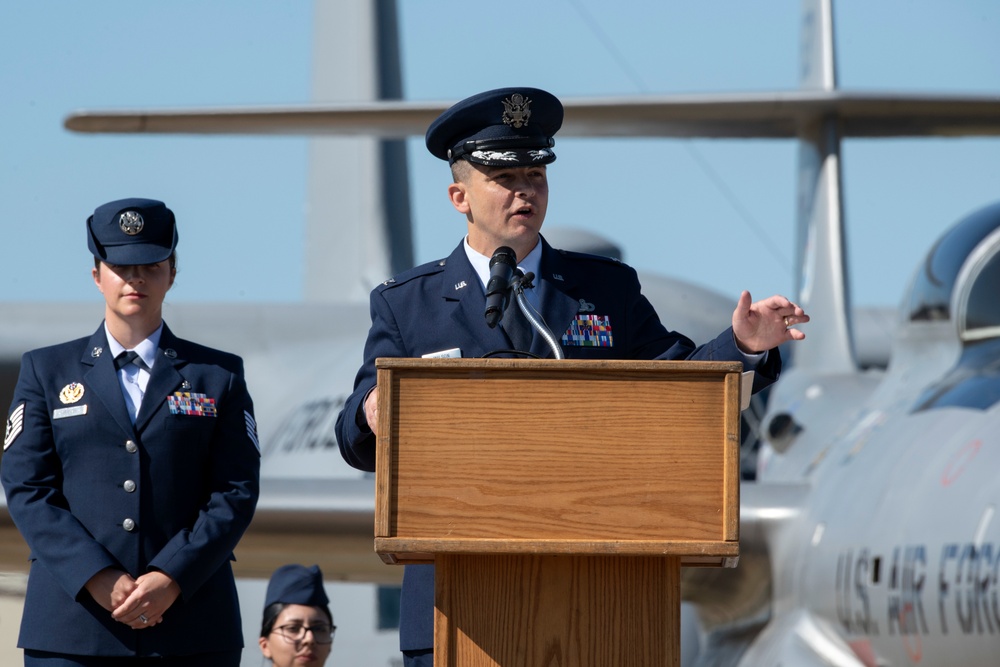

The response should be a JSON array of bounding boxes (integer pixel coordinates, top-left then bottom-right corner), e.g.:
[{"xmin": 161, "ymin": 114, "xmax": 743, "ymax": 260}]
[
  {"xmin": 792, "ymin": 0, "xmax": 856, "ymax": 372},
  {"xmin": 306, "ymin": 0, "xmax": 413, "ymax": 303}
]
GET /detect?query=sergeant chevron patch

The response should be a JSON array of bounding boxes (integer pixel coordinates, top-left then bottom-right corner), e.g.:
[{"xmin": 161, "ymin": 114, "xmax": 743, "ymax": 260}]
[
  {"xmin": 4, "ymin": 403, "xmax": 25, "ymax": 450},
  {"xmin": 245, "ymin": 410, "xmax": 260, "ymax": 453}
]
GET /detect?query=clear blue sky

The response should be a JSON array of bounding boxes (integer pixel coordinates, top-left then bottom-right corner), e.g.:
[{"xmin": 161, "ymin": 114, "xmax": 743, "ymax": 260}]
[{"xmin": 2, "ymin": 0, "xmax": 999, "ymax": 308}]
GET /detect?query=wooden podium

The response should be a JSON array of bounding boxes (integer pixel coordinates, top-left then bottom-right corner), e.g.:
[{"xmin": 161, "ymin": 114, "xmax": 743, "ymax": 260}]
[{"xmin": 374, "ymin": 358, "xmax": 743, "ymax": 666}]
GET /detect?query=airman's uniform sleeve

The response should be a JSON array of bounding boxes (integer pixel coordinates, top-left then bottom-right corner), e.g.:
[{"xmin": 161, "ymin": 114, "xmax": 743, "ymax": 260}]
[{"xmin": 1, "ymin": 352, "xmax": 120, "ymax": 601}]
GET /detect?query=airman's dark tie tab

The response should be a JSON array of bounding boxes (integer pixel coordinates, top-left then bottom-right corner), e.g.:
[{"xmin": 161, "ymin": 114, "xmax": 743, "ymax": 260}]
[
  {"xmin": 502, "ymin": 302, "xmax": 534, "ymax": 353},
  {"xmin": 425, "ymin": 87, "xmax": 563, "ymax": 167},
  {"xmin": 87, "ymin": 198, "xmax": 178, "ymax": 266},
  {"xmin": 114, "ymin": 350, "xmax": 149, "ymax": 372}
]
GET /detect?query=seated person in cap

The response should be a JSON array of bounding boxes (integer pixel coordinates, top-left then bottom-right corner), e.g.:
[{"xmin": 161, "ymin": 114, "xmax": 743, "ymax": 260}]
[
  {"xmin": 1, "ymin": 199, "xmax": 260, "ymax": 667},
  {"xmin": 335, "ymin": 87, "xmax": 809, "ymax": 666},
  {"xmin": 259, "ymin": 564, "xmax": 334, "ymax": 667}
]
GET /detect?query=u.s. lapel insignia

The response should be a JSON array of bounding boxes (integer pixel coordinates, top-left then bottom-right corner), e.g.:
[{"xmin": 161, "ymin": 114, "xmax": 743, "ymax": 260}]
[
  {"xmin": 502, "ymin": 93, "xmax": 532, "ymax": 128},
  {"xmin": 4, "ymin": 403, "xmax": 25, "ymax": 450},
  {"xmin": 454, "ymin": 280, "xmax": 467, "ymax": 291},
  {"xmin": 59, "ymin": 382, "xmax": 85, "ymax": 404},
  {"xmin": 91, "ymin": 347, "xmax": 103, "ymax": 358},
  {"xmin": 562, "ymin": 314, "xmax": 614, "ymax": 347},
  {"xmin": 578, "ymin": 299, "xmax": 595, "ymax": 313}
]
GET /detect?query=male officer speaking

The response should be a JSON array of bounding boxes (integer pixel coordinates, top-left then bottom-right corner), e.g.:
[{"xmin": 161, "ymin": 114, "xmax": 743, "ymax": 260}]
[{"xmin": 335, "ymin": 87, "xmax": 809, "ymax": 666}]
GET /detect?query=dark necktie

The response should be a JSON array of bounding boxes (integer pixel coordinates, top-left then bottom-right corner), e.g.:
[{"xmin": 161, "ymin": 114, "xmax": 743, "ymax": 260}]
[
  {"xmin": 502, "ymin": 300, "xmax": 534, "ymax": 352},
  {"xmin": 114, "ymin": 350, "xmax": 149, "ymax": 372}
]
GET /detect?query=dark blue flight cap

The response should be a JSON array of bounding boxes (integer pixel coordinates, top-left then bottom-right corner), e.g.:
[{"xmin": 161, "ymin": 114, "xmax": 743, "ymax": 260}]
[
  {"xmin": 264, "ymin": 564, "xmax": 329, "ymax": 609},
  {"xmin": 426, "ymin": 87, "xmax": 562, "ymax": 167},
  {"xmin": 87, "ymin": 198, "xmax": 178, "ymax": 266}
]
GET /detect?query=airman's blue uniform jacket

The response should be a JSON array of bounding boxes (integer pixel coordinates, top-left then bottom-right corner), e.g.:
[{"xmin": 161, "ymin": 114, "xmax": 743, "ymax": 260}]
[
  {"xmin": 335, "ymin": 237, "xmax": 780, "ymax": 651},
  {"xmin": 1, "ymin": 323, "xmax": 260, "ymax": 658}
]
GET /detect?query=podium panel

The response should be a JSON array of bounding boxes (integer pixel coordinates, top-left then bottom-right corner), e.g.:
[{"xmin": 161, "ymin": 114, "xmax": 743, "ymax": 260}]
[
  {"xmin": 375, "ymin": 359, "xmax": 741, "ymax": 567},
  {"xmin": 435, "ymin": 554, "xmax": 680, "ymax": 667}
]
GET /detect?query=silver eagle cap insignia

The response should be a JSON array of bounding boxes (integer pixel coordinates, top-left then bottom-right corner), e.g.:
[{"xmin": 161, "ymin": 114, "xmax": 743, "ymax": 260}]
[
  {"xmin": 119, "ymin": 210, "xmax": 144, "ymax": 236},
  {"xmin": 502, "ymin": 94, "xmax": 531, "ymax": 128}
]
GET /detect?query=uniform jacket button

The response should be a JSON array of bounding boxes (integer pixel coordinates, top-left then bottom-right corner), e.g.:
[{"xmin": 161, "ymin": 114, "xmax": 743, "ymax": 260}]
[
  {"xmin": 122, "ymin": 518, "xmax": 136, "ymax": 532},
  {"xmin": 123, "ymin": 480, "xmax": 136, "ymax": 493},
  {"xmin": 125, "ymin": 440, "xmax": 138, "ymax": 453}
]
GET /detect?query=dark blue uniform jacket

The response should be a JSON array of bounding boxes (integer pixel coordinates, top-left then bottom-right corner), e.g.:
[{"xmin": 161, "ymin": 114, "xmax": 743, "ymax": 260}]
[
  {"xmin": 335, "ymin": 237, "xmax": 780, "ymax": 650},
  {"xmin": 1, "ymin": 323, "xmax": 260, "ymax": 657}
]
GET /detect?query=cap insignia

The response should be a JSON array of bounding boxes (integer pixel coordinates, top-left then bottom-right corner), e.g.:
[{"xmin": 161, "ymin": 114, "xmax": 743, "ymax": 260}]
[
  {"xmin": 59, "ymin": 382, "xmax": 85, "ymax": 404},
  {"xmin": 119, "ymin": 210, "xmax": 144, "ymax": 236},
  {"xmin": 502, "ymin": 94, "xmax": 531, "ymax": 128}
]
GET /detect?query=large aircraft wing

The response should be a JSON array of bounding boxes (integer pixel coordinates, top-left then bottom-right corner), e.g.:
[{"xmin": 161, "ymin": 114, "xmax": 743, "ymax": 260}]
[{"xmin": 65, "ymin": 91, "xmax": 1000, "ymax": 139}]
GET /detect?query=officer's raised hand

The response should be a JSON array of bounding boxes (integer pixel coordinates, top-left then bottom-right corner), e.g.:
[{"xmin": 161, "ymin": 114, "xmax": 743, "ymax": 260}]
[{"xmin": 732, "ymin": 291, "xmax": 809, "ymax": 353}]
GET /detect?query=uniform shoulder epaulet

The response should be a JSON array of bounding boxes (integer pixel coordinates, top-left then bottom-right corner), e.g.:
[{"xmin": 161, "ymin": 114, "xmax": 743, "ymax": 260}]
[
  {"xmin": 556, "ymin": 247, "xmax": 626, "ymax": 267},
  {"xmin": 376, "ymin": 257, "xmax": 448, "ymax": 291}
]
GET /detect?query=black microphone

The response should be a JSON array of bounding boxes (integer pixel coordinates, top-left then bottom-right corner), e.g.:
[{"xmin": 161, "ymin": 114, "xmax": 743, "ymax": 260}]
[{"xmin": 484, "ymin": 246, "xmax": 517, "ymax": 328}]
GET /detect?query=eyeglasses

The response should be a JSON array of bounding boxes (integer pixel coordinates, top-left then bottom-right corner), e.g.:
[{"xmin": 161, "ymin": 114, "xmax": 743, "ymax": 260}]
[{"xmin": 272, "ymin": 622, "xmax": 336, "ymax": 644}]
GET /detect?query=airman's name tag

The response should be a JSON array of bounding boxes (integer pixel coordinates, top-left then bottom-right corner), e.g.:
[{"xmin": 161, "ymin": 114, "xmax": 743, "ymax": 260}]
[{"xmin": 53, "ymin": 405, "xmax": 88, "ymax": 419}]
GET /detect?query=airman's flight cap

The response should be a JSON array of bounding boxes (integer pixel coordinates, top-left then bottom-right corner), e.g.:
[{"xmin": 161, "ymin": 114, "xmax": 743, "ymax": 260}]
[
  {"xmin": 425, "ymin": 87, "xmax": 562, "ymax": 167},
  {"xmin": 87, "ymin": 198, "xmax": 178, "ymax": 266},
  {"xmin": 264, "ymin": 564, "xmax": 329, "ymax": 609}
]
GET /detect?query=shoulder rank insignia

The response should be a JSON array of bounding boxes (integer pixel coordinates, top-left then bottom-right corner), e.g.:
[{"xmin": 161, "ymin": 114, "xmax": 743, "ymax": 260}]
[
  {"xmin": 4, "ymin": 403, "xmax": 25, "ymax": 450},
  {"xmin": 245, "ymin": 410, "xmax": 260, "ymax": 453},
  {"xmin": 59, "ymin": 382, "xmax": 85, "ymax": 404}
]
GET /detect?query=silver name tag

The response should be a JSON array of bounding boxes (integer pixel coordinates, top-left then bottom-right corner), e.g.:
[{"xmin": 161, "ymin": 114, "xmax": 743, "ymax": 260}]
[{"xmin": 53, "ymin": 405, "xmax": 88, "ymax": 419}]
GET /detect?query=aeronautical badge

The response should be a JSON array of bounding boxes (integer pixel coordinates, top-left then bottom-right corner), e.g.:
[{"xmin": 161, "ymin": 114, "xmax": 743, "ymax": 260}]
[
  {"xmin": 118, "ymin": 210, "xmax": 144, "ymax": 235},
  {"xmin": 4, "ymin": 403, "xmax": 25, "ymax": 451},
  {"xmin": 59, "ymin": 382, "xmax": 85, "ymax": 404},
  {"xmin": 245, "ymin": 410, "xmax": 260, "ymax": 453},
  {"xmin": 502, "ymin": 93, "xmax": 531, "ymax": 128},
  {"xmin": 167, "ymin": 392, "xmax": 217, "ymax": 417},
  {"xmin": 562, "ymin": 314, "xmax": 614, "ymax": 347}
]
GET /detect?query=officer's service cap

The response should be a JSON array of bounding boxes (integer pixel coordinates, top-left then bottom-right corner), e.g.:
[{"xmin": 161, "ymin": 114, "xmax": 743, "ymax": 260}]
[
  {"xmin": 425, "ymin": 87, "xmax": 562, "ymax": 167},
  {"xmin": 264, "ymin": 564, "xmax": 329, "ymax": 609},
  {"xmin": 87, "ymin": 198, "xmax": 178, "ymax": 266}
]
